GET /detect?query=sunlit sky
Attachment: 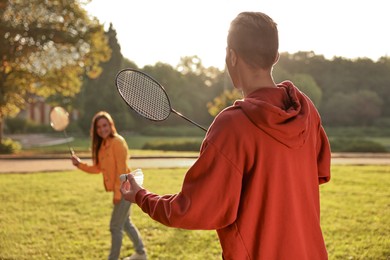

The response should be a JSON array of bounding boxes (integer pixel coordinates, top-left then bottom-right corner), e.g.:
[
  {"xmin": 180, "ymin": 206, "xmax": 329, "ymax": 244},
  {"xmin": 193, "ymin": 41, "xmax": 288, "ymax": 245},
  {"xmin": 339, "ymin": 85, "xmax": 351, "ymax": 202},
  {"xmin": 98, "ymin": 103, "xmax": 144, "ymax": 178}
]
[{"xmin": 85, "ymin": 0, "xmax": 389, "ymax": 70}]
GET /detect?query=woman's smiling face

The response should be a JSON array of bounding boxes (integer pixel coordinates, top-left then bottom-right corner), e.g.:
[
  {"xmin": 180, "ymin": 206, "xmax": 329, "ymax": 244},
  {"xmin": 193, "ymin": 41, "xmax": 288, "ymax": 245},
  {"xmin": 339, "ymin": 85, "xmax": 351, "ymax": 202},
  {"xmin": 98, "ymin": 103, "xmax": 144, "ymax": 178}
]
[{"xmin": 96, "ymin": 117, "xmax": 112, "ymax": 140}]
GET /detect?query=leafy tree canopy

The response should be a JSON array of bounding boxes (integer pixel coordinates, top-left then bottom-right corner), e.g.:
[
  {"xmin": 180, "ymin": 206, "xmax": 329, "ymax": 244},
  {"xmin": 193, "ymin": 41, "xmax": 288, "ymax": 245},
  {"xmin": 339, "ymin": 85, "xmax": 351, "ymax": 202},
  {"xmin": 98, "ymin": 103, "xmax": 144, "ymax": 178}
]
[{"xmin": 0, "ymin": 0, "xmax": 111, "ymax": 140}]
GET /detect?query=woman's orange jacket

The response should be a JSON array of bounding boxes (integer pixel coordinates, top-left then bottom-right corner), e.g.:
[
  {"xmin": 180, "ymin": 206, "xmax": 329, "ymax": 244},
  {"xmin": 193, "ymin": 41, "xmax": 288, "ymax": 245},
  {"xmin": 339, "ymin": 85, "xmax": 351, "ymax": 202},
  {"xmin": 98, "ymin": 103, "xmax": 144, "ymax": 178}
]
[{"xmin": 77, "ymin": 134, "xmax": 130, "ymax": 204}]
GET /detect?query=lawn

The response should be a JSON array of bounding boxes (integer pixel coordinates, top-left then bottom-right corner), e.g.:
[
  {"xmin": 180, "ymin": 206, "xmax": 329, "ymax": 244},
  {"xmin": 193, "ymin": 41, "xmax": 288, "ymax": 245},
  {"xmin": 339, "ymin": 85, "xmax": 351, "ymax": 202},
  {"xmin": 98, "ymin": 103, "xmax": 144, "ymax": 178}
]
[
  {"xmin": 320, "ymin": 165, "xmax": 390, "ymax": 259},
  {"xmin": 0, "ymin": 165, "xmax": 389, "ymax": 259}
]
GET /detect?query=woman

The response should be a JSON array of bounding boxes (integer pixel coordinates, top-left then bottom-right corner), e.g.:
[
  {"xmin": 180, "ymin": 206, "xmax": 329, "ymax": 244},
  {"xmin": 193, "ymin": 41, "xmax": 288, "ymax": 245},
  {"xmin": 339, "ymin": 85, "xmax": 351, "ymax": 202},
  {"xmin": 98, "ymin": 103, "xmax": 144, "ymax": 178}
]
[{"xmin": 71, "ymin": 111, "xmax": 146, "ymax": 260}]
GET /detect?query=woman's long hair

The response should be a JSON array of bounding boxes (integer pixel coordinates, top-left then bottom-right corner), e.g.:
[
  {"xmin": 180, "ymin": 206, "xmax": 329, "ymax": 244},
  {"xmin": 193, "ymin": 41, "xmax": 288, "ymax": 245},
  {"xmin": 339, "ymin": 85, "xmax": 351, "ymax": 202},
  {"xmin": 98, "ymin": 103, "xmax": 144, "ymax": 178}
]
[{"xmin": 90, "ymin": 111, "xmax": 117, "ymax": 165}]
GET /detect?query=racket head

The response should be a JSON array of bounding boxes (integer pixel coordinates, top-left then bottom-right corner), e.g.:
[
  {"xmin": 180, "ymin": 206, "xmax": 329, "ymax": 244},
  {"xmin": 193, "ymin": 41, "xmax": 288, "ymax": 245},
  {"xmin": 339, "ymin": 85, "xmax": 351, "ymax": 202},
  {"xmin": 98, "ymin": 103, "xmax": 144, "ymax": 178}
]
[
  {"xmin": 49, "ymin": 106, "xmax": 70, "ymax": 131},
  {"xmin": 115, "ymin": 68, "xmax": 172, "ymax": 121}
]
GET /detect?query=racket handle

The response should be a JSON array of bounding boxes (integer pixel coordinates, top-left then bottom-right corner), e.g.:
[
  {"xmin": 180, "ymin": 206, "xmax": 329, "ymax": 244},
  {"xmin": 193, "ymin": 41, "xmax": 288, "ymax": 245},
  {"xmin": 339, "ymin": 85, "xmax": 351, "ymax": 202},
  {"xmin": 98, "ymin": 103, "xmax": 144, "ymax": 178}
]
[{"xmin": 171, "ymin": 109, "xmax": 208, "ymax": 132}]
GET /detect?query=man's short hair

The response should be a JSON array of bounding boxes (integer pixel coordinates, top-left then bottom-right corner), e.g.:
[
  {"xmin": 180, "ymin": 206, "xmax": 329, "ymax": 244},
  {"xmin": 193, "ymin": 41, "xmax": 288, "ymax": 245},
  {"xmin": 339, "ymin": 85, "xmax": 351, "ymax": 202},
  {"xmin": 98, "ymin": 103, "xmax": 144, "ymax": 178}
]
[{"xmin": 228, "ymin": 12, "xmax": 279, "ymax": 69}]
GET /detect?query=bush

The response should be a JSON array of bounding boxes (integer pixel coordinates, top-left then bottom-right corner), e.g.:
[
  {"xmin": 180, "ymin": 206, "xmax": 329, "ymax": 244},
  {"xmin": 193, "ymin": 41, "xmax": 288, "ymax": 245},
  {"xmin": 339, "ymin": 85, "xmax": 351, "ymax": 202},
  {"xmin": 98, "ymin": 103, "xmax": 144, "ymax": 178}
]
[
  {"xmin": 25, "ymin": 121, "xmax": 52, "ymax": 133},
  {"xmin": 140, "ymin": 125, "xmax": 205, "ymax": 137},
  {"xmin": 324, "ymin": 126, "xmax": 390, "ymax": 138},
  {"xmin": 330, "ymin": 138, "xmax": 387, "ymax": 153},
  {"xmin": 142, "ymin": 140, "xmax": 202, "ymax": 151},
  {"xmin": 5, "ymin": 117, "xmax": 52, "ymax": 134},
  {"xmin": 373, "ymin": 117, "xmax": 390, "ymax": 128},
  {"xmin": 4, "ymin": 117, "xmax": 27, "ymax": 134},
  {"xmin": 0, "ymin": 138, "xmax": 22, "ymax": 154}
]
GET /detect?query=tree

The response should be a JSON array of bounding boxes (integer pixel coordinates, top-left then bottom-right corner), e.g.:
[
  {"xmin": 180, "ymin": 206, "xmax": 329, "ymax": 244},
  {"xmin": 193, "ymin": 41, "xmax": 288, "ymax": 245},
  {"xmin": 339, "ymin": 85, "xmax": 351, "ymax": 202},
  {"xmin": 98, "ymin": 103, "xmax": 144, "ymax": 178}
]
[
  {"xmin": 142, "ymin": 56, "xmax": 221, "ymax": 128},
  {"xmin": 291, "ymin": 73, "xmax": 322, "ymax": 107},
  {"xmin": 207, "ymin": 88, "xmax": 242, "ymax": 117},
  {"xmin": 274, "ymin": 65, "xmax": 323, "ymax": 107},
  {"xmin": 321, "ymin": 90, "xmax": 383, "ymax": 126},
  {"xmin": 0, "ymin": 0, "xmax": 111, "ymax": 141},
  {"xmin": 75, "ymin": 24, "xmax": 138, "ymax": 134},
  {"xmin": 350, "ymin": 90, "xmax": 383, "ymax": 125},
  {"xmin": 175, "ymin": 56, "xmax": 222, "ymax": 124},
  {"xmin": 321, "ymin": 92, "xmax": 355, "ymax": 126},
  {"xmin": 274, "ymin": 52, "xmax": 390, "ymax": 127}
]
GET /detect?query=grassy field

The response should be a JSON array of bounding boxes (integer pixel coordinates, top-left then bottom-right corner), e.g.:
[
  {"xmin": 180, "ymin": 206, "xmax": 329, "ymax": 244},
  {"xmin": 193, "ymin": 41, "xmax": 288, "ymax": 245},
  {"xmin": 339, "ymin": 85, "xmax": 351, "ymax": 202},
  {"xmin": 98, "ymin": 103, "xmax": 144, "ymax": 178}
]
[{"xmin": 0, "ymin": 165, "xmax": 389, "ymax": 259}]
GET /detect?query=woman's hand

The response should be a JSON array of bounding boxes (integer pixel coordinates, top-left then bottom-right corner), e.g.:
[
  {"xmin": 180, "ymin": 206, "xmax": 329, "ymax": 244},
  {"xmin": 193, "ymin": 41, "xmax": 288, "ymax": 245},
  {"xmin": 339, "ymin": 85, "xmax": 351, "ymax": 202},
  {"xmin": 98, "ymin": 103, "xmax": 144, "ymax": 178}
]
[
  {"xmin": 71, "ymin": 154, "xmax": 81, "ymax": 167},
  {"xmin": 120, "ymin": 174, "xmax": 142, "ymax": 203}
]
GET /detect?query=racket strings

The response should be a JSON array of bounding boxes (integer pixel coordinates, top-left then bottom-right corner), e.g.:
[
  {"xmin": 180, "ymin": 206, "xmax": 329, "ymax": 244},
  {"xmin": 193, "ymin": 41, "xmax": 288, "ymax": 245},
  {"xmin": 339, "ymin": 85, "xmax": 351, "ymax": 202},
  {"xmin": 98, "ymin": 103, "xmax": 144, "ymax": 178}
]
[
  {"xmin": 116, "ymin": 71, "xmax": 171, "ymax": 121},
  {"xmin": 50, "ymin": 107, "xmax": 70, "ymax": 131}
]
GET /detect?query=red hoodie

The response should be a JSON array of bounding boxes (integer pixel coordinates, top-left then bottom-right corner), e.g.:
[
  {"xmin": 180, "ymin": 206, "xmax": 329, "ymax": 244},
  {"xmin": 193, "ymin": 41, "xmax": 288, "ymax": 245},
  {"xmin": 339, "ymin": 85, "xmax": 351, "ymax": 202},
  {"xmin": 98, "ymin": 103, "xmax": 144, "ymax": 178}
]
[{"xmin": 135, "ymin": 81, "xmax": 331, "ymax": 259}]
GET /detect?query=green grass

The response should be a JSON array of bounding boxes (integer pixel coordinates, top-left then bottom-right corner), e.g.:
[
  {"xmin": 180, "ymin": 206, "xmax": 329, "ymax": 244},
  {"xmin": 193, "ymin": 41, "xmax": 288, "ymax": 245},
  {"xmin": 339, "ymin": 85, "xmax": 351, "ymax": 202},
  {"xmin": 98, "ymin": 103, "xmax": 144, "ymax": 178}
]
[
  {"xmin": 0, "ymin": 166, "xmax": 389, "ymax": 259},
  {"xmin": 320, "ymin": 165, "xmax": 390, "ymax": 259}
]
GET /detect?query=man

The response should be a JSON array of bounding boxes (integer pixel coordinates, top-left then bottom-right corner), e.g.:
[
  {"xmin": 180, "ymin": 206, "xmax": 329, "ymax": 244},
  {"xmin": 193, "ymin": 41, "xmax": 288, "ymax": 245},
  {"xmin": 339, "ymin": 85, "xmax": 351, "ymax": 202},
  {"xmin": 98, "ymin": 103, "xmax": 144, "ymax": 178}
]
[{"xmin": 121, "ymin": 11, "xmax": 331, "ymax": 259}]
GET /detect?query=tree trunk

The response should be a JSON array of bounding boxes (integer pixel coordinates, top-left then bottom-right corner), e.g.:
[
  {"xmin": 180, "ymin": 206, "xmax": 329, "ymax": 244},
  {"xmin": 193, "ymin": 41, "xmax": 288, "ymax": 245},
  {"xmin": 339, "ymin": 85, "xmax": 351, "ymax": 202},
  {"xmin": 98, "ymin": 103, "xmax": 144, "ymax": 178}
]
[{"xmin": 0, "ymin": 116, "xmax": 3, "ymax": 143}]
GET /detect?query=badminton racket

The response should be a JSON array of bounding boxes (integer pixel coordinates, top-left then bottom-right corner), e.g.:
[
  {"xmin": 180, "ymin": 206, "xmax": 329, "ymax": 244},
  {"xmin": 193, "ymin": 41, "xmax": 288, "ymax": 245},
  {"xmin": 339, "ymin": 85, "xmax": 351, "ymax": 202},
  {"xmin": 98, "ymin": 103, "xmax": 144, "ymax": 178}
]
[
  {"xmin": 115, "ymin": 68, "xmax": 207, "ymax": 131},
  {"xmin": 49, "ymin": 106, "xmax": 74, "ymax": 155}
]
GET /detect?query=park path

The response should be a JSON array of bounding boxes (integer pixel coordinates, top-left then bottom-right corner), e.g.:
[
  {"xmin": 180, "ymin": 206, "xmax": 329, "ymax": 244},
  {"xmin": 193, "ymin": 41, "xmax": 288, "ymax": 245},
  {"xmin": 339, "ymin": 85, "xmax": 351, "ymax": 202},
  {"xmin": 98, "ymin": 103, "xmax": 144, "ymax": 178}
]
[
  {"xmin": 0, "ymin": 134, "xmax": 389, "ymax": 173},
  {"xmin": 0, "ymin": 157, "xmax": 198, "ymax": 173}
]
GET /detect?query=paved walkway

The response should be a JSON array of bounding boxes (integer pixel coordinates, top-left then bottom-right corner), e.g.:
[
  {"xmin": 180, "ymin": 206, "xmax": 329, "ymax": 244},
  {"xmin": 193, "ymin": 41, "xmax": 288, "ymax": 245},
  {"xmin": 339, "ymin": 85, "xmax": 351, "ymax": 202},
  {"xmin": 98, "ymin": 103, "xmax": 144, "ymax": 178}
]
[
  {"xmin": 0, "ymin": 153, "xmax": 389, "ymax": 173},
  {"xmin": 1, "ymin": 134, "xmax": 389, "ymax": 173},
  {"xmin": 0, "ymin": 157, "xmax": 198, "ymax": 173}
]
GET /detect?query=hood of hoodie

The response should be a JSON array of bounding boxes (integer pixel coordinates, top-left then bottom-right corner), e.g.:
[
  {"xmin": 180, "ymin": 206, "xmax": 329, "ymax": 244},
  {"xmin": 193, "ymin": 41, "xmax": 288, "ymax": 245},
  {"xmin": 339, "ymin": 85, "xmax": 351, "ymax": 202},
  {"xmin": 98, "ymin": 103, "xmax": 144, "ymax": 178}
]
[{"xmin": 234, "ymin": 81, "xmax": 310, "ymax": 149}]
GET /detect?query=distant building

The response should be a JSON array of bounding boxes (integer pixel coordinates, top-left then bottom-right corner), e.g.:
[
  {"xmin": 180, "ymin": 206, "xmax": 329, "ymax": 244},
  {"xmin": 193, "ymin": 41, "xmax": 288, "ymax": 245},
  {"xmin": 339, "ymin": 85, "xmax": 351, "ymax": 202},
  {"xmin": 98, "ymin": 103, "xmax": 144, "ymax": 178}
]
[
  {"xmin": 18, "ymin": 98, "xmax": 51, "ymax": 125},
  {"xmin": 17, "ymin": 98, "xmax": 78, "ymax": 126}
]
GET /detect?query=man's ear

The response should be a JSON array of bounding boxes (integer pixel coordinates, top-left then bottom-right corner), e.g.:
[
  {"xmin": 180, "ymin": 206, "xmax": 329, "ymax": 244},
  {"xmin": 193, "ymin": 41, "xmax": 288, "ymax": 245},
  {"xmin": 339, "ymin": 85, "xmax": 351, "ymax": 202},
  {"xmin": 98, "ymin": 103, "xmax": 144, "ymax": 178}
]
[{"xmin": 229, "ymin": 48, "xmax": 238, "ymax": 67}]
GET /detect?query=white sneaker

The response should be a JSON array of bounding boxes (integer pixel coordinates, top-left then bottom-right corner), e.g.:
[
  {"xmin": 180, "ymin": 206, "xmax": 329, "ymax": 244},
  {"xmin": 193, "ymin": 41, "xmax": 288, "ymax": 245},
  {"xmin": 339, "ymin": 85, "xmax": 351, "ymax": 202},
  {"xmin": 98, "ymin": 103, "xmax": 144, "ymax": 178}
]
[{"xmin": 123, "ymin": 252, "xmax": 147, "ymax": 260}]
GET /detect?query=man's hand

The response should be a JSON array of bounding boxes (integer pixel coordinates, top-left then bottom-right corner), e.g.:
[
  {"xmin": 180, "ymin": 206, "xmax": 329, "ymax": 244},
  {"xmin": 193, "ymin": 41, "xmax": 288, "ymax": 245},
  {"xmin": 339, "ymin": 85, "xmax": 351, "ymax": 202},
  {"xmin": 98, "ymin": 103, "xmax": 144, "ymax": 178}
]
[{"xmin": 120, "ymin": 173, "xmax": 142, "ymax": 203}]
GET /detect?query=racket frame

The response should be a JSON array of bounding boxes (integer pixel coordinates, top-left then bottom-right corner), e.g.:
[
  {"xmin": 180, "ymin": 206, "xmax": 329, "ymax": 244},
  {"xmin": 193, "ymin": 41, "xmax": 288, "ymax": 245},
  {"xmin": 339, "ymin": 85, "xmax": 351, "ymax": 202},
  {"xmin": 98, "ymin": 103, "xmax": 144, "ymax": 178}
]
[
  {"xmin": 115, "ymin": 68, "xmax": 207, "ymax": 131},
  {"xmin": 49, "ymin": 106, "xmax": 75, "ymax": 155}
]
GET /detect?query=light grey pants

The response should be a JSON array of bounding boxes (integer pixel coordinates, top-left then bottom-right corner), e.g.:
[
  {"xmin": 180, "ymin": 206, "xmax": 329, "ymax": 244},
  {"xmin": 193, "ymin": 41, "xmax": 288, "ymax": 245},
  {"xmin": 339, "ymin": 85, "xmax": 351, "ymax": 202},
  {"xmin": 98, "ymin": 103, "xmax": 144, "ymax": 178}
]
[{"xmin": 108, "ymin": 198, "xmax": 145, "ymax": 260}]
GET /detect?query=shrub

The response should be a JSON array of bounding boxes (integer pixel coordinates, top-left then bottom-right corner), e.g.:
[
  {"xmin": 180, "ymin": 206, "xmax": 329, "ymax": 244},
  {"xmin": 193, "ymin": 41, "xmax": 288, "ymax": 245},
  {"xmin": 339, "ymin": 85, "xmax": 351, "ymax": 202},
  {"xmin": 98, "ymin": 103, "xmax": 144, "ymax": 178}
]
[
  {"xmin": 4, "ymin": 117, "xmax": 27, "ymax": 134},
  {"xmin": 373, "ymin": 117, "xmax": 390, "ymax": 128},
  {"xmin": 25, "ymin": 121, "xmax": 52, "ymax": 133},
  {"xmin": 325, "ymin": 126, "xmax": 390, "ymax": 138},
  {"xmin": 142, "ymin": 140, "xmax": 202, "ymax": 151},
  {"xmin": 0, "ymin": 138, "xmax": 22, "ymax": 154},
  {"xmin": 5, "ymin": 117, "xmax": 52, "ymax": 134},
  {"xmin": 330, "ymin": 138, "xmax": 387, "ymax": 153},
  {"xmin": 140, "ymin": 125, "xmax": 205, "ymax": 137}
]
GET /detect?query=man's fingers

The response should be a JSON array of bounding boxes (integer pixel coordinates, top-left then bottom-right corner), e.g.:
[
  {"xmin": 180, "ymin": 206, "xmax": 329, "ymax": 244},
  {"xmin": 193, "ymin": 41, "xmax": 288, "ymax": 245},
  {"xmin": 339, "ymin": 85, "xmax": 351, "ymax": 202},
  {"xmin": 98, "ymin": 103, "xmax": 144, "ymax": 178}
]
[{"xmin": 120, "ymin": 180, "xmax": 130, "ymax": 193}]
